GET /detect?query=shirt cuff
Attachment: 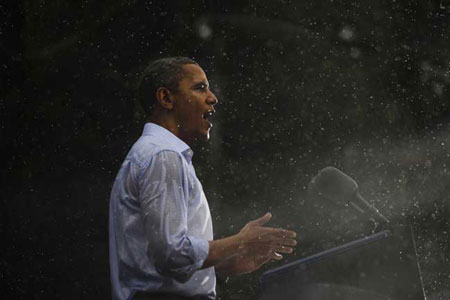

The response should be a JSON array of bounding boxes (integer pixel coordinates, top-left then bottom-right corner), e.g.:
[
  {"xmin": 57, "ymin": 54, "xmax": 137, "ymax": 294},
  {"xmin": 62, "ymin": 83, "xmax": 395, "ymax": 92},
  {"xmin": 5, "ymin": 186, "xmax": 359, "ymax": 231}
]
[{"xmin": 188, "ymin": 236, "xmax": 210, "ymax": 270}]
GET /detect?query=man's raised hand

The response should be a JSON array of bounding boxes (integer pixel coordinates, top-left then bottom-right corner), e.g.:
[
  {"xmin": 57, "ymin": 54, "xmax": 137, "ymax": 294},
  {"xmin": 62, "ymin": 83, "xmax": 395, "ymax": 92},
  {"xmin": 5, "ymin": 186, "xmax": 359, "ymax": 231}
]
[
  {"xmin": 206, "ymin": 212, "xmax": 298, "ymax": 276},
  {"xmin": 214, "ymin": 213, "xmax": 297, "ymax": 276},
  {"xmin": 237, "ymin": 213, "xmax": 297, "ymax": 260}
]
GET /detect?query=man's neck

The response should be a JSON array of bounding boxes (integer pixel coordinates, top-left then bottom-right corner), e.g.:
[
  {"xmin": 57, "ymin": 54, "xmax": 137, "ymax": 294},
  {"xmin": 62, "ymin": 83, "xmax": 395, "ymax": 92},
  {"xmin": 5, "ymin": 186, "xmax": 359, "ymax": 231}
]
[{"xmin": 148, "ymin": 113, "xmax": 194, "ymax": 146}]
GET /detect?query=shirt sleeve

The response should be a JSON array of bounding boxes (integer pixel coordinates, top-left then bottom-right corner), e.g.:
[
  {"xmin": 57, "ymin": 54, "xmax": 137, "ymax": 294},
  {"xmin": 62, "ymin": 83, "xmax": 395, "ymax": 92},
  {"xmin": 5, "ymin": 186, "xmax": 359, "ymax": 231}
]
[{"xmin": 137, "ymin": 150, "xmax": 209, "ymax": 283}]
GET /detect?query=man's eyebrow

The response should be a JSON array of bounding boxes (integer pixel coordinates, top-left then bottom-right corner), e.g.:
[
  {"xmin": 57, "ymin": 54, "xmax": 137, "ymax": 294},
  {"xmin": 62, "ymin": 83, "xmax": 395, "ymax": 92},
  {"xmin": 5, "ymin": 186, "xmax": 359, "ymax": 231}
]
[{"xmin": 191, "ymin": 80, "xmax": 209, "ymax": 88}]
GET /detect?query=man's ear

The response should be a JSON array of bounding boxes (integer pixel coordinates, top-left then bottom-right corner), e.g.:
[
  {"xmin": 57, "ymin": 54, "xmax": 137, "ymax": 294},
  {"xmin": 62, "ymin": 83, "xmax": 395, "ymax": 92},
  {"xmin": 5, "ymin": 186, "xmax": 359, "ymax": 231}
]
[{"xmin": 155, "ymin": 87, "xmax": 174, "ymax": 110}]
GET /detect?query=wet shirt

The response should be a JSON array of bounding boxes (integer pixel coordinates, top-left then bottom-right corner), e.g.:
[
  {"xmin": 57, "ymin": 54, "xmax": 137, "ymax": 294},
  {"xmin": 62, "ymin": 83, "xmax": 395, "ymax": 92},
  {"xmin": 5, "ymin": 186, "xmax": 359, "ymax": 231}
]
[{"xmin": 109, "ymin": 123, "xmax": 215, "ymax": 300}]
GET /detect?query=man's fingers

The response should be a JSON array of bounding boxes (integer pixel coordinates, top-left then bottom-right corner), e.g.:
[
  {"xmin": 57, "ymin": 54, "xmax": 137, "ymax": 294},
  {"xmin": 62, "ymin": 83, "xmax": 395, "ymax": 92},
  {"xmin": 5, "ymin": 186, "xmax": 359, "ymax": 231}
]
[
  {"xmin": 247, "ymin": 212, "xmax": 272, "ymax": 227},
  {"xmin": 266, "ymin": 228, "xmax": 297, "ymax": 237},
  {"xmin": 271, "ymin": 252, "xmax": 283, "ymax": 260},
  {"xmin": 265, "ymin": 228, "xmax": 297, "ymax": 240},
  {"xmin": 280, "ymin": 229, "xmax": 297, "ymax": 238},
  {"xmin": 279, "ymin": 238, "xmax": 297, "ymax": 247},
  {"xmin": 275, "ymin": 246, "xmax": 294, "ymax": 254}
]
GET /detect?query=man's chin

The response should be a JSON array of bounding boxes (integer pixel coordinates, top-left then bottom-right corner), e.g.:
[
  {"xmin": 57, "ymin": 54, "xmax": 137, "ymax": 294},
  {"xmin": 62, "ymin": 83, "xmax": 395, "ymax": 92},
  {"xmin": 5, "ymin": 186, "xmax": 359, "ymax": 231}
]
[
  {"xmin": 200, "ymin": 132, "xmax": 210, "ymax": 142},
  {"xmin": 198, "ymin": 129, "xmax": 211, "ymax": 143}
]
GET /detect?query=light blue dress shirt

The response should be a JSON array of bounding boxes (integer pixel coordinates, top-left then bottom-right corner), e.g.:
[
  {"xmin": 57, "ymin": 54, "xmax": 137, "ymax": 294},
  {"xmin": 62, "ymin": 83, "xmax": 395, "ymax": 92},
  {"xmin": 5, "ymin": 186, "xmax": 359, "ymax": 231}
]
[{"xmin": 109, "ymin": 123, "xmax": 216, "ymax": 300}]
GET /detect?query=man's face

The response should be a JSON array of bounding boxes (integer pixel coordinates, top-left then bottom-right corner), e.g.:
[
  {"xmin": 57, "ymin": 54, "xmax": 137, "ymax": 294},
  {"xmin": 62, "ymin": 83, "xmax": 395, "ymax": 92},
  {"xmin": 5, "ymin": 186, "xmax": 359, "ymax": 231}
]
[{"xmin": 171, "ymin": 64, "xmax": 218, "ymax": 144}]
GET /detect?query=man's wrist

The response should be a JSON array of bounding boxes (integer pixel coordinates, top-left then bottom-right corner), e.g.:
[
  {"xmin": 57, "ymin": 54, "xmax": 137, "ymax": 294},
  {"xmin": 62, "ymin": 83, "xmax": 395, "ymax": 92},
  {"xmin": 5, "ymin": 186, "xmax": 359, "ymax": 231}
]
[{"xmin": 203, "ymin": 234, "xmax": 241, "ymax": 268}]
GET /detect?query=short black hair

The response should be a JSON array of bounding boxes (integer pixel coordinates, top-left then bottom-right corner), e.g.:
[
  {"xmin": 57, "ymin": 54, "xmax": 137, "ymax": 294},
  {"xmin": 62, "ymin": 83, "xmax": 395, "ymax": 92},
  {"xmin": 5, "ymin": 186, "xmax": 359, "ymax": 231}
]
[{"xmin": 137, "ymin": 57, "xmax": 199, "ymax": 115}]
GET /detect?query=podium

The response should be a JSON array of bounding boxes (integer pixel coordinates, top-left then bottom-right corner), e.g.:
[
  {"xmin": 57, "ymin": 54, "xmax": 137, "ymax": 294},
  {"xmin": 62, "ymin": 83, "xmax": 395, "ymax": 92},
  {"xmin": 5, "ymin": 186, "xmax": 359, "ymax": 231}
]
[{"xmin": 257, "ymin": 225, "xmax": 425, "ymax": 300}]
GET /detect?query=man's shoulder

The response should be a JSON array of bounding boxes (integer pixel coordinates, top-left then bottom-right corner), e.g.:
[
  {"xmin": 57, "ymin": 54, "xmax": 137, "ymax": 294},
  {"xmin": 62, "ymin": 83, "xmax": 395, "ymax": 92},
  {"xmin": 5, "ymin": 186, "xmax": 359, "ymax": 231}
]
[{"xmin": 126, "ymin": 135, "xmax": 183, "ymax": 168}]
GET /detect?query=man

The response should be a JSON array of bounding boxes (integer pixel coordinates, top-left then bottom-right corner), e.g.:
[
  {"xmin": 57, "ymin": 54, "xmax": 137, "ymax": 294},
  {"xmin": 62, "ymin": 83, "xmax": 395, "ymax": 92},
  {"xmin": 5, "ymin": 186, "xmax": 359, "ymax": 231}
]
[{"xmin": 109, "ymin": 57, "xmax": 297, "ymax": 300}]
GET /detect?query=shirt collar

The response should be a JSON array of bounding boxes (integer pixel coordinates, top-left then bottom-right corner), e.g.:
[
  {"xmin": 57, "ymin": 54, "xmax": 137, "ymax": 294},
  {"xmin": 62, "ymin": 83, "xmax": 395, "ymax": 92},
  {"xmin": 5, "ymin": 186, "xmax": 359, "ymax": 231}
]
[{"xmin": 142, "ymin": 122, "xmax": 194, "ymax": 163}]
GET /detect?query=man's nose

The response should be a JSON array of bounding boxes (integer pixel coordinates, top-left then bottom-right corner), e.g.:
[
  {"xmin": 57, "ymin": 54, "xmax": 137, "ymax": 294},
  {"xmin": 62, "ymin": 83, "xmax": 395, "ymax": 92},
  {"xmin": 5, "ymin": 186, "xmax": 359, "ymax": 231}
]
[{"xmin": 207, "ymin": 90, "xmax": 218, "ymax": 106}]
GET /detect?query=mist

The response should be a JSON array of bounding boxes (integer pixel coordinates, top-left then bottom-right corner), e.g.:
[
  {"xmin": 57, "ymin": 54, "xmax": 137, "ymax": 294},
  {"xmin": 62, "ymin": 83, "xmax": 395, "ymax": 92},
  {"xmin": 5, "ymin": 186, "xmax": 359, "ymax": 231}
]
[{"xmin": 2, "ymin": 1, "xmax": 449, "ymax": 299}]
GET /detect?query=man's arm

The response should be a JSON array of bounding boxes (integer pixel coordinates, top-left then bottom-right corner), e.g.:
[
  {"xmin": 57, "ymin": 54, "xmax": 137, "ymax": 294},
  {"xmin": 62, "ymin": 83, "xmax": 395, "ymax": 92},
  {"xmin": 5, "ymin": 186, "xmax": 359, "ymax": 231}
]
[{"xmin": 138, "ymin": 150, "xmax": 209, "ymax": 282}]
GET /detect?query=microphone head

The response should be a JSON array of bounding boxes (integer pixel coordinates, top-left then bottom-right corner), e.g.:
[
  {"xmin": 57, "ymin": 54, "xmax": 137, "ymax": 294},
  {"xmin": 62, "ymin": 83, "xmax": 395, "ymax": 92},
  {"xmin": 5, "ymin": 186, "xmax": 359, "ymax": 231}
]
[{"xmin": 308, "ymin": 166, "xmax": 358, "ymax": 205}]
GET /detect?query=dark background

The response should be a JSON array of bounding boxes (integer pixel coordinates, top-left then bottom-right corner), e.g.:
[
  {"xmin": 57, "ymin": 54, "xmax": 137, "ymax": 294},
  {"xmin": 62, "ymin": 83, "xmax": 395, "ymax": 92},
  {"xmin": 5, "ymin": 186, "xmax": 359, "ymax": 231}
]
[{"xmin": 2, "ymin": 0, "xmax": 450, "ymax": 299}]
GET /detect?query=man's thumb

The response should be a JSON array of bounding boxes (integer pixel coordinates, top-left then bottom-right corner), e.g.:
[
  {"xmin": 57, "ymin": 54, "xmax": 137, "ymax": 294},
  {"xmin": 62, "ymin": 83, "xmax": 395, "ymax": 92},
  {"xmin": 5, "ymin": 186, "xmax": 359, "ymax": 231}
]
[{"xmin": 248, "ymin": 212, "xmax": 272, "ymax": 226}]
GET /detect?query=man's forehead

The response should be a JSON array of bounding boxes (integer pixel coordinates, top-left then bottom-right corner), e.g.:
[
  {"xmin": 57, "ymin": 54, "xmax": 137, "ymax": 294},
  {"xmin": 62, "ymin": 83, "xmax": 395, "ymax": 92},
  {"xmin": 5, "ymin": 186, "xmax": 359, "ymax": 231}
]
[{"xmin": 180, "ymin": 64, "xmax": 207, "ymax": 82}]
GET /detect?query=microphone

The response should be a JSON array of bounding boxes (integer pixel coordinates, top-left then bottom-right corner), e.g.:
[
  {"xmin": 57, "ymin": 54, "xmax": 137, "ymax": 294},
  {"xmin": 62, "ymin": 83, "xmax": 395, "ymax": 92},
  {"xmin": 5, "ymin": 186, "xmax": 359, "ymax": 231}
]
[{"xmin": 308, "ymin": 167, "xmax": 390, "ymax": 225}]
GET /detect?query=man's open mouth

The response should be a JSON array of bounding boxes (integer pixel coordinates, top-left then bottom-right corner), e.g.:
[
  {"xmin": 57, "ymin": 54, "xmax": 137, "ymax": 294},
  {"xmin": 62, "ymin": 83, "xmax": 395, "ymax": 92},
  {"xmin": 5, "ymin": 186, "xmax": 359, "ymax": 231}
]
[{"xmin": 203, "ymin": 110, "xmax": 215, "ymax": 126}]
